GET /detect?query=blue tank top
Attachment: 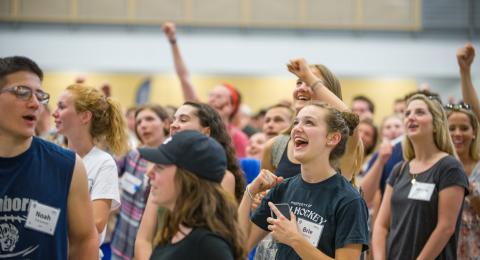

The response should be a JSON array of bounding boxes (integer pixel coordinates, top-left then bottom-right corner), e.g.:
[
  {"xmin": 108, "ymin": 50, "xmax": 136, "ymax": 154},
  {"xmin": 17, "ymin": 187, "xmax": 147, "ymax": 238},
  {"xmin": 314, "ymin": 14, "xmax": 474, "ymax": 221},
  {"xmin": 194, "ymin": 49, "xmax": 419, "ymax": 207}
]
[{"xmin": 0, "ymin": 137, "xmax": 75, "ymax": 259}]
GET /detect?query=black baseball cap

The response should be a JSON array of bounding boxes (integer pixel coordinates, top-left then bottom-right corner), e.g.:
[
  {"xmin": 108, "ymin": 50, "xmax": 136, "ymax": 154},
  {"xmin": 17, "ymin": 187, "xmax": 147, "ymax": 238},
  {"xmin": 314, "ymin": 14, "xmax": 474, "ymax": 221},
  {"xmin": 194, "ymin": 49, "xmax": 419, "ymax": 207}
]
[{"xmin": 139, "ymin": 130, "xmax": 227, "ymax": 183}]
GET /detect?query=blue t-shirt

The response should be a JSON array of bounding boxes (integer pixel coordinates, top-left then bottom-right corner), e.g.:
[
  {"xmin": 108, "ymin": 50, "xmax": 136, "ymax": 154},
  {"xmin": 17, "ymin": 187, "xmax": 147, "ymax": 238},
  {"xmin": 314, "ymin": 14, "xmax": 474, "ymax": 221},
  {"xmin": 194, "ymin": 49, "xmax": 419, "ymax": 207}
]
[
  {"xmin": 0, "ymin": 137, "xmax": 75, "ymax": 259},
  {"xmin": 366, "ymin": 141, "xmax": 403, "ymax": 194},
  {"xmin": 240, "ymin": 158, "xmax": 261, "ymax": 184},
  {"xmin": 251, "ymin": 173, "xmax": 369, "ymax": 259}
]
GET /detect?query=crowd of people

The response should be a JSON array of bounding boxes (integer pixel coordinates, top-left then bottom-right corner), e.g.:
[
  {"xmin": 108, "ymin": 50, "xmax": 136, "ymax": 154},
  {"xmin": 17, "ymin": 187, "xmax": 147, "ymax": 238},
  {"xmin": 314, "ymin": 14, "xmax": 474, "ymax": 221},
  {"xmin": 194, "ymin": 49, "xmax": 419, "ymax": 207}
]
[{"xmin": 0, "ymin": 21, "xmax": 479, "ymax": 260}]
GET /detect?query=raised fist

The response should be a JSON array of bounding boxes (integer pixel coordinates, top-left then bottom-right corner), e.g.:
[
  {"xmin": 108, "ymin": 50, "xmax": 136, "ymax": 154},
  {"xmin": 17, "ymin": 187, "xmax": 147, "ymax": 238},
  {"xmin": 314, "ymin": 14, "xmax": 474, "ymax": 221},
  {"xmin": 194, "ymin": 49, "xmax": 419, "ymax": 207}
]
[
  {"xmin": 249, "ymin": 169, "xmax": 283, "ymax": 195},
  {"xmin": 287, "ymin": 58, "xmax": 314, "ymax": 82},
  {"xmin": 162, "ymin": 22, "xmax": 176, "ymax": 42},
  {"xmin": 378, "ymin": 139, "xmax": 393, "ymax": 165},
  {"xmin": 457, "ymin": 42, "xmax": 475, "ymax": 71}
]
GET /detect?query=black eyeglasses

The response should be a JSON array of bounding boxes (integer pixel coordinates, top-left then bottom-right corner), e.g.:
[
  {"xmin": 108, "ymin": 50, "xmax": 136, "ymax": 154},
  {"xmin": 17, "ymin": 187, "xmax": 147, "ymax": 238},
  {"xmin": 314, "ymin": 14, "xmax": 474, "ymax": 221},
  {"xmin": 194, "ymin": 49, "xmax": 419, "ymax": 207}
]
[
  {"xmin": 0, "ymin": 85, "xmax": 50, "ymax": 105},
  {"xmin": 444, "ymin": 103, "xmax": 471, "ymax": 111}
]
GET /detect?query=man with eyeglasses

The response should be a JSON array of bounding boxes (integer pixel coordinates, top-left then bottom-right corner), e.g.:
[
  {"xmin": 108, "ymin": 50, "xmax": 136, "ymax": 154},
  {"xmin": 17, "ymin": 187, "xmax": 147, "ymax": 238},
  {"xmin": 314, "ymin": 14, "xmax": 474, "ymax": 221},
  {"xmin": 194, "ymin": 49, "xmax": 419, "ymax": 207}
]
[{"xmin": 0, "ymin": 56, "xmax": 98, "ymax": 259}]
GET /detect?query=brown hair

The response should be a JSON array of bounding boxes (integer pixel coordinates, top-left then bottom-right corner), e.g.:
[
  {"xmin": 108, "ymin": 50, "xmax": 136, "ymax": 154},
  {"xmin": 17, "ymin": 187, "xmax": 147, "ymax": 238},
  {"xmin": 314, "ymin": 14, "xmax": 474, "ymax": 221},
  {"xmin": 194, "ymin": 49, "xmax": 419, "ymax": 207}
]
[
  {"xmin": 134, "ymin": 104, "xmax": 170, "ymax": 141},
  {"xmin": 301, "ymin": 101, "xmax": 359, "ymax": 167},
  {"xmin": 184, "ymin": 101, "xmax": 246, "ymax": 202},
  {"xmin": 310, "ymin": 64, "xmax": 343, "ymax": 100},
  {"xmin": 67, "ymin": 84, "xmax": 129, "ymax": 156},
  {"xmin": 359, "ymin": 118, "xmax": 379, "ymax": 156},
  {"xmin": 157, "ymin": 168, "xmax": 246, "ymax": 260}
]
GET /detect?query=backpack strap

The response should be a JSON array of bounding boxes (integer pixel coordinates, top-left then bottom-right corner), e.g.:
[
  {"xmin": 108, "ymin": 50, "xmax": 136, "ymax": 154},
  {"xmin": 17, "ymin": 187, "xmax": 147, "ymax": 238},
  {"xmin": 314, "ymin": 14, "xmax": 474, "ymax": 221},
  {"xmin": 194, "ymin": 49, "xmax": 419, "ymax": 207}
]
[{"xmin": 271, "ymin": 135, "xmax": 290, "ymax": 169}]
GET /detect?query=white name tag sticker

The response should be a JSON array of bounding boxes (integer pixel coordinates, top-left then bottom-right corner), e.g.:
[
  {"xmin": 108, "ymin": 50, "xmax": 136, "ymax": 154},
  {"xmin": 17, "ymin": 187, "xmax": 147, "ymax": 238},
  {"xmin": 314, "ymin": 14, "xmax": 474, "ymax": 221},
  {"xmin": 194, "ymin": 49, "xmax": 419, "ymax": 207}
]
[
  {"xmin": 408, "ymin": 182, "xmax": 435, "ymax": 201},
  {"xmin": 297, "ymin": 217, "xmax": 324, "ymax": 247},
  {"xmin": 25, "ymin": 200, "xmax": 60, "ymax": 235},
  {"xmin": 120, "ymin": 172, "xmax": 143, "ymax": 194}
]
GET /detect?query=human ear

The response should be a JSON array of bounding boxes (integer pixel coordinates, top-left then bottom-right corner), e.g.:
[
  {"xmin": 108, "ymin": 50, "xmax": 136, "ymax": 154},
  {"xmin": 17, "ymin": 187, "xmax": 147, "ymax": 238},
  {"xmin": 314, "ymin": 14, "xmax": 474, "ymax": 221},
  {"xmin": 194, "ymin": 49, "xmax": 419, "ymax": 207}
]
[
  {"xmin": 80, "ymin": 110, "xmax": 92, "ymax": 125},
  {"xmin": 327, "ymin": 132, "xmax": 341, "ymax": 146}
]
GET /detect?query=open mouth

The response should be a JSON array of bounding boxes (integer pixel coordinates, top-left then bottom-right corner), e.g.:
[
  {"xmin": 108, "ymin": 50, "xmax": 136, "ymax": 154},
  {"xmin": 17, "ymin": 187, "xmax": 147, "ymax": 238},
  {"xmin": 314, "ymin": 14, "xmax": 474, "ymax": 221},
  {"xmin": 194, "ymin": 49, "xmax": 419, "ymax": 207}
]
[
  {"xmin": 407, "ymin": 124, "xmax": 418, "ymax": 130},
  {"xmin": 22, "ymin": 115, "xmax": 37, "ymax": 122},
  {"xmin": 267, "ymin": 131, "xmax": 278, "ymax": 137},
  {"xmin": 296, "ymin": 95, "xmax": 310, "ymax": 101},
  {"xmin": 293, "ymin": 136, "xmax": 308, "ymax": 149},
  {"xmin": 452, "ymin": 139, "xmax": 464, "ymax": 147}
]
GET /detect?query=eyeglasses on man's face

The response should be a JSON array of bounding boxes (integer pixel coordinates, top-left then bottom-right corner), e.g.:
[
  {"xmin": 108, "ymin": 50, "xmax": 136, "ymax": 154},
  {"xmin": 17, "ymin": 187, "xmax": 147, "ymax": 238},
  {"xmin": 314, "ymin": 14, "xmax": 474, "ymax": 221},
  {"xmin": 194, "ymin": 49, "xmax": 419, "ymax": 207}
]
[{"xmin": 0, "ymin": 85, "xmax": 50, "ymax": 105}]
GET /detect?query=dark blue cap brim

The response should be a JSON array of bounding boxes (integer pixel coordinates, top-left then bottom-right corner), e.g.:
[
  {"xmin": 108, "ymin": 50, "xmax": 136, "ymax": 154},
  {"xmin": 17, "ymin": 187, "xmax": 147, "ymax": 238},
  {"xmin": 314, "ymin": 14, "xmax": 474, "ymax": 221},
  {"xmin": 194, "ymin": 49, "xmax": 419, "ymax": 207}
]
[{"xmin": 138, "ymin": 147, "xmax": 174, "ymax": 165}]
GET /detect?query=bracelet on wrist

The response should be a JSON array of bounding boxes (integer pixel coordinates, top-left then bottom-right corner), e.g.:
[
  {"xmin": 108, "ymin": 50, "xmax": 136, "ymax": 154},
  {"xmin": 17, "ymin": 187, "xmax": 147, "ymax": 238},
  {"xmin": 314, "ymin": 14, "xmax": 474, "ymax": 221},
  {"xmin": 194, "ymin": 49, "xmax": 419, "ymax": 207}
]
[
  {"xmin": 245, "ymin": 185, "xmax": 255, "ymax": 201},
  {"xmin": 309, "ymin": 80, "xmax": 324, "ymax": 92},
  {"xmin": 169, "ymin": 39, "xmax": 177, "ymax": 44}
]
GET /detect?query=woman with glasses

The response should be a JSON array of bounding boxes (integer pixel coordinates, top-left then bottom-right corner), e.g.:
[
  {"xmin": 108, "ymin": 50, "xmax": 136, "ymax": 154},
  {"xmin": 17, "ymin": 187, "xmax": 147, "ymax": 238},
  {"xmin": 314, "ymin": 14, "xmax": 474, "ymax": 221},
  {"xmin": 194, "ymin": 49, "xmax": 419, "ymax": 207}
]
[
  {"xmin": 372, "ymin": 93, "xmax": 469, "ymax": 260},
  {"xmin": 449, "ymin": 43, "xmax": 480, "ymax": 260},
  {"xmin": 53, "ymin": 84, "xmax": 129, "ymax": 257}
]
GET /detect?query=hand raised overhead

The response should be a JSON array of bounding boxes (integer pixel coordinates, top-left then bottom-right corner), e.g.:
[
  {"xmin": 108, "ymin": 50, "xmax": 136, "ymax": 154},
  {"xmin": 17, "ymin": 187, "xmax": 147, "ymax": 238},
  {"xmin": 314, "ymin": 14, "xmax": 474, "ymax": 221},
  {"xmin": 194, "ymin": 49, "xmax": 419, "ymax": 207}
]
[
  {"xmin": 287, "ymin": 58, "xmax": 315, "ymax": 81},
  {"xmin": 457, "ymin": 42, "xmax": 475, "ymax": 71},
  {"xmin": 162, "ymin": 22, "xmax": 177, "ymax": 42}
]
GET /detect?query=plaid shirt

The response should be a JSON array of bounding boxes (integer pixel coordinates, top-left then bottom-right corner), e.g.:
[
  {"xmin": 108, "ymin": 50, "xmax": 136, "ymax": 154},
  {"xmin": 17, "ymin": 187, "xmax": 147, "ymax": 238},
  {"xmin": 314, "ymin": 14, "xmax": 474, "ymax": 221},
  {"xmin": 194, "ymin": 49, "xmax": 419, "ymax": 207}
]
[{"xmin": 111, "ymin": 150, "xmax": 149, "ymax": 260}]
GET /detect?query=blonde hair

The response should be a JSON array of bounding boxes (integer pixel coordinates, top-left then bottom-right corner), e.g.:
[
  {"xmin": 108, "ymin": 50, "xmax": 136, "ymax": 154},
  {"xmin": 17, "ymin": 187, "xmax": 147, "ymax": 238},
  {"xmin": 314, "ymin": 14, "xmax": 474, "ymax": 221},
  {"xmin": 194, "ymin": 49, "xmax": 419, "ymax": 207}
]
[
  {"xmin": 66, "ymin": 84, "xmax": 129, "ymax": 156},
  {"xmin": 402, "ymin": 94, "xmax": 456, "ymax": 161},
  {"xmin": 447, "ymin": 109, "xmax": 480, "ymax": 161}
]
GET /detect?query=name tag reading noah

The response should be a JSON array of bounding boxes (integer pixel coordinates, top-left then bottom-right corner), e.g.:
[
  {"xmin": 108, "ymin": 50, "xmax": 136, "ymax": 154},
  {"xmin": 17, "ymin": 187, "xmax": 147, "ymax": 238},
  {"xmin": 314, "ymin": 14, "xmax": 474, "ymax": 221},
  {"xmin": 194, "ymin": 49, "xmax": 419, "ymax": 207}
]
[
  {"xmin": 297, "ymin": 218, "xmax": 324, "ymax": 247},
  {"xmin": 408, "ymin": 182, "xmax": 435, "ymax": 201},
  {"xmin": 25, "ymin": 200, "xmax": 60, "ymax": 235}
]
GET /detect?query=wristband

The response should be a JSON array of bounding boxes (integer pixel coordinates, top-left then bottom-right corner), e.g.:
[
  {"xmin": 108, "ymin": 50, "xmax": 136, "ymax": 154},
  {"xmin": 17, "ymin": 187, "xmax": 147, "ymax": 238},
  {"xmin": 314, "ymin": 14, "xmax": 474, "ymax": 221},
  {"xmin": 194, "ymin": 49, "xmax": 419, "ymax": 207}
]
[
  {"xmin": 169, "ymin": 38, "xmax": 177, "ymax": 44},
  {"xmin": 245, "ymin": 185, "xmax": 255, "ymax": 201},
  {"xmin": 309, "ymin": 80, "xmax": 324, "ymax": 92}
]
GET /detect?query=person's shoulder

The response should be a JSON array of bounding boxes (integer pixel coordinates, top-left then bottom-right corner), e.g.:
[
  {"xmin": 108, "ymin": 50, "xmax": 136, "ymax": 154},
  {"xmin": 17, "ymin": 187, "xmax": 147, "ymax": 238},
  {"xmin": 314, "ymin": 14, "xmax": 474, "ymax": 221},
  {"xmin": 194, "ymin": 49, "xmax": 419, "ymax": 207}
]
[
  {"xmin": 34, "ymin": 136, "xmax": 75, "ymax": 161},
  {"xmin": 91, "ymin": 147, "xmax": 116, "ymax": 164},
  {"xmin": 334, "ymin": 174, "xmax": 363, "ymax": 201},
  {"xmin": 434, "ymin": 154, "xmax": 463, "ymax": 172},
  {"xmin": 194, "ymin": 228, "xmax": 233, "ymax": 259}
]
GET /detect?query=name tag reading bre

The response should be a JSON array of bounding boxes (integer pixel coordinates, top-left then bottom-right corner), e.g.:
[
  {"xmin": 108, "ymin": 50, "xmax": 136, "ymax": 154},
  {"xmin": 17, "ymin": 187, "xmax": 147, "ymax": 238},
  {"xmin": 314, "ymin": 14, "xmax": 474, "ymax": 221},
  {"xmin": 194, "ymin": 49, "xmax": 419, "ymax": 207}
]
[
  {"xmin": 408, "ymin": 182, "xmax": 435, "ymax": 201},
  {"xmin": 297, "ymin": 218, "xmax": 324, "ymax": 247},
  {"xmin": 25, "ymin": 200, "xmax": 61, "ymax": 235}
]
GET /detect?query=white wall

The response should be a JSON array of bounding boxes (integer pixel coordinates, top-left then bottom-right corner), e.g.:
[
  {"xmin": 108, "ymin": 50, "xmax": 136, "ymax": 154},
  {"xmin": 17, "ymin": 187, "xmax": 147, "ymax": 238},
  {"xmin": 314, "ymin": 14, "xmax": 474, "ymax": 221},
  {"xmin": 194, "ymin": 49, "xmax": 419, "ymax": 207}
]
[{"xmin": 1, "ymin": 25, "xmax": 479, "ymax": 79}]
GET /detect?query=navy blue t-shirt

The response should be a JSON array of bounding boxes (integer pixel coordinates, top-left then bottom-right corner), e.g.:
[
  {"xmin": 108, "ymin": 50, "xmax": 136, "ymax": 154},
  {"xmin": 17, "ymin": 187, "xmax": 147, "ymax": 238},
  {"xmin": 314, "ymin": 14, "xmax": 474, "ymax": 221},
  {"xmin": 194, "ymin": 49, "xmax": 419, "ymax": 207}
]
[
  {"xmin": 0, "ymin": 137, "xmax": 75, "ymax": 259},
  {"xmin": 366, "ymin": 141, "xmax": 403, "ymax": 194},
  {"xmin": 251, "ymin": 173, "xmax": 369, "ymax": 259}
]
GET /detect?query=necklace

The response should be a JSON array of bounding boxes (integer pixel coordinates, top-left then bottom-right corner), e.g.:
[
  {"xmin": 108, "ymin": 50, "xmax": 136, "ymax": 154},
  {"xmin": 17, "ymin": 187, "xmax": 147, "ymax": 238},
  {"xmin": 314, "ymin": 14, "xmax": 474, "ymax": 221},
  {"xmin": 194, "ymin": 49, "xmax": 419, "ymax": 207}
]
[{"xmin": 411, "ymin": 174, "xmax": 417, "ymax": 185}]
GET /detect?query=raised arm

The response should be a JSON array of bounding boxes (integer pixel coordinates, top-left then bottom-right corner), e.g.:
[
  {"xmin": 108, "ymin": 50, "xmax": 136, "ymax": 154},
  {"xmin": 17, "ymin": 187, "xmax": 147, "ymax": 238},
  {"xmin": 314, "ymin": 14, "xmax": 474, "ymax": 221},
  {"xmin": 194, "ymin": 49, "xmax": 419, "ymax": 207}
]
[
  {"xmin": 457, "ymin": 43, "xmax": 480, "ymax": 119},
  {"xmin": 360, "ymin": 139, "xmax": 393, "ymax": 205},
  {"xmin": 163, "ymin": 22, "xmax": 200, "ymax": 102},
  {"xmin": 287, "ymin": 58, "xmax": 348, "ymax": 112},
  {"xmin": 288, "ymin": 58, "xmax": 362, "ymax": 180},
  {"xmin": 68, "ymin": 155, "xmax": 99, "ymax": 259}
]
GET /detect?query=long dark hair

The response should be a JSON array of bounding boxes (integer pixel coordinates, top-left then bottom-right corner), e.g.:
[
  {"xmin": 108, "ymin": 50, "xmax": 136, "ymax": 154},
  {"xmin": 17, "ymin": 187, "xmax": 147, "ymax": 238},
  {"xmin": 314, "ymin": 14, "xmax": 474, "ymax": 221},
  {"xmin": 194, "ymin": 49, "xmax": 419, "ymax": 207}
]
[
  {"xmin": 184, "ymin": 101, "xmax": 246, "ymax": 202},
  {"xmin": 158, "ymin": 168, "xmax": 246, "ymax": 260}
]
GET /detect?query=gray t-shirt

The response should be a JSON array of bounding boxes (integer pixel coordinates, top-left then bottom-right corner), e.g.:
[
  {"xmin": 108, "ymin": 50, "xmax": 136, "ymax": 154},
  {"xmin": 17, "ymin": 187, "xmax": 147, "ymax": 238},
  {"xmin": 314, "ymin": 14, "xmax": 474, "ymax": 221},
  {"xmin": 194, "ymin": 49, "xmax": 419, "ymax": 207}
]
[{"xmin": 387, "ymin": 155, "xmax": 469, "ymax": 260}]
